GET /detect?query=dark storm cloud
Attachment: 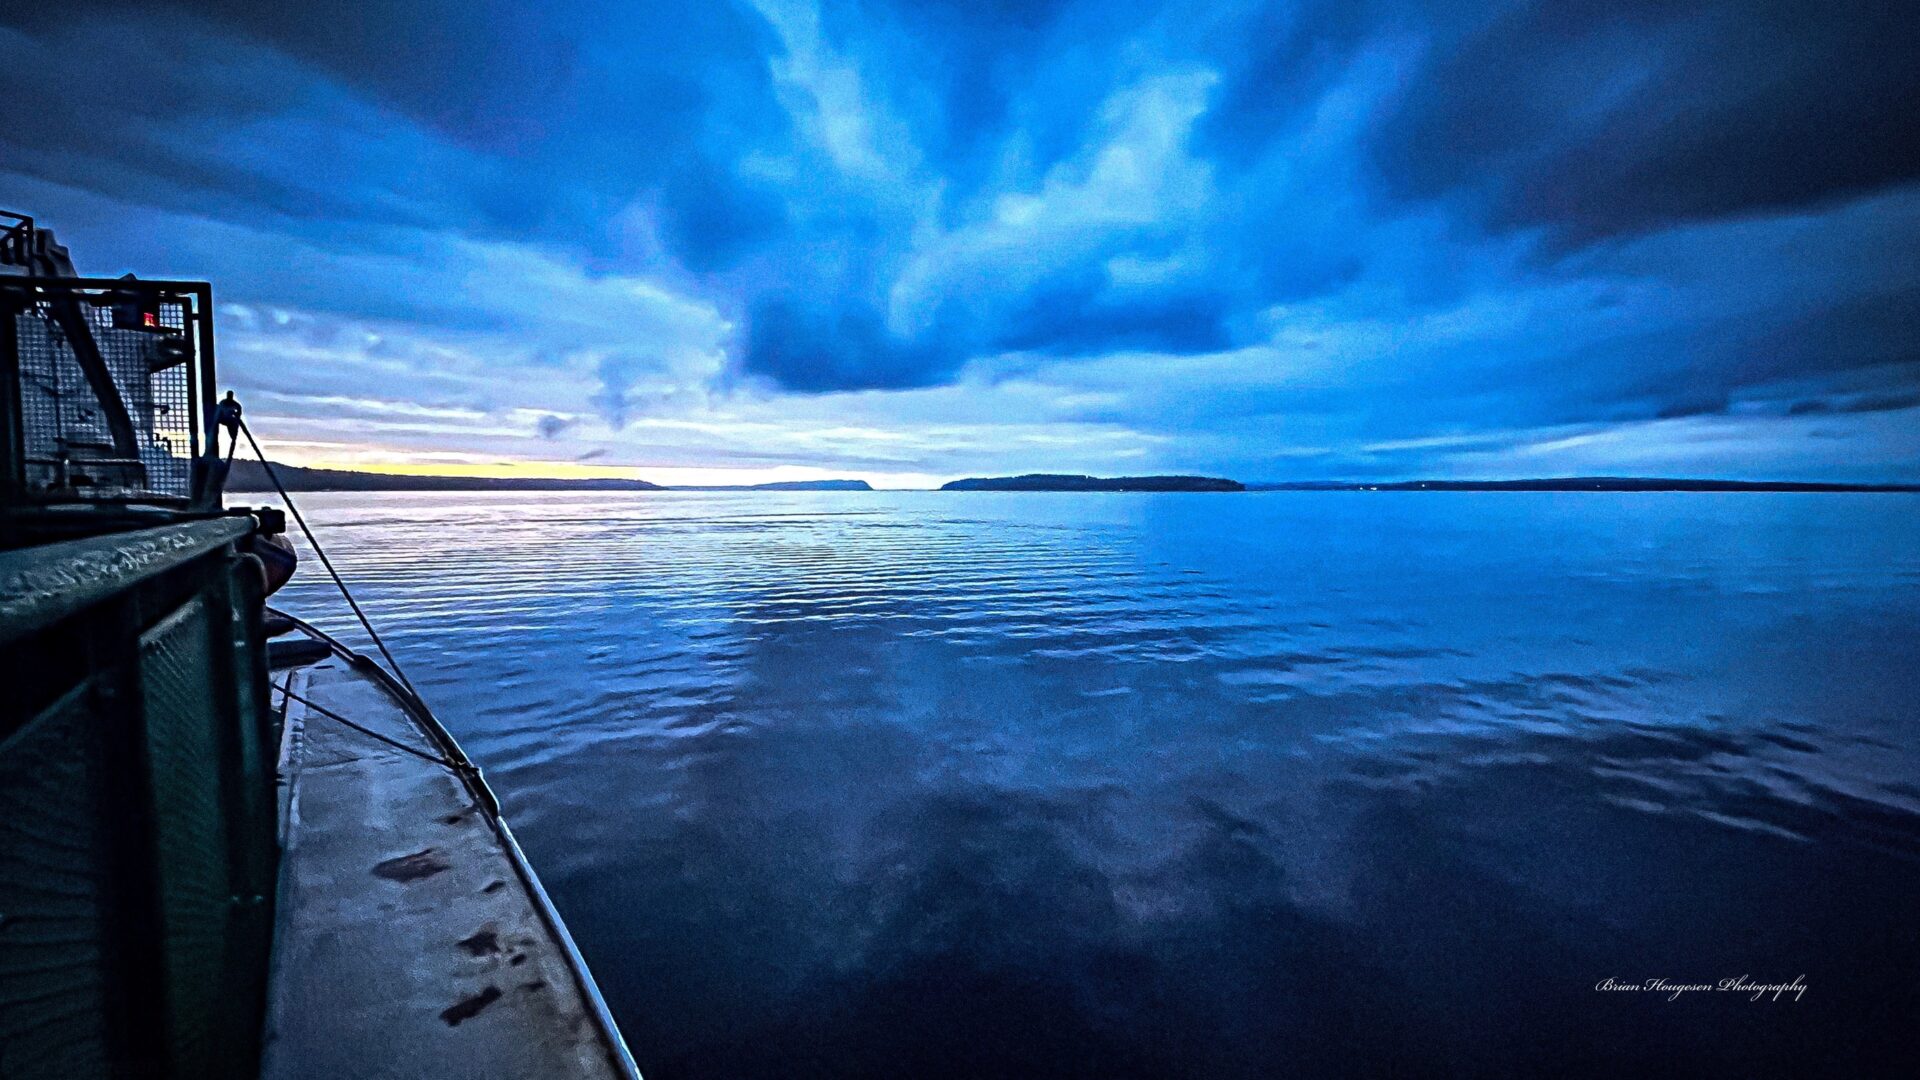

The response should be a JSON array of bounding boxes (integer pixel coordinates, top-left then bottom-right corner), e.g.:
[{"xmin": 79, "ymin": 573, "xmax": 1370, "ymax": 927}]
[
  {"xmin": 812, "ymin": 0, "xmax": 1110, "ymax": 205},
  {"xmin": 713, "ymin": 0, "xmax": 1920, "ymax": 394},
  {"xmin": 1431, "ymin": 279, "xmax": 1920, "ymax": 432},
  {"xmin": 656, "ymin": 160, "xmax": 792, "ymax": 274},
  {"xmin": 747, "ymin": 297, "xmax": 954, "ymax": 392},
  {"xmin": 0, "ymin": 0, "xmax": 790, "ymax": 255},
  {"xmin": 1367, "ymin": 0, "xmax": 1920, "ymax": 243},
  {"xmin": 2, "ymin": 0, "xmax": 1915, "ymax": 477},
  {"xmin": 161, "ymin": 2, "xmax": 576, "ymax": 149},
  {"xmin": 1640, "ymin": 288, "xmax": 1920, "ymax": 420},
  {"xmin": 990, "ymin": 275, "xmax": 1236, "ymax": 356},
  {"xmin": 1787, "ymin": 392, "xmax": 1920, "ymax": 417}
]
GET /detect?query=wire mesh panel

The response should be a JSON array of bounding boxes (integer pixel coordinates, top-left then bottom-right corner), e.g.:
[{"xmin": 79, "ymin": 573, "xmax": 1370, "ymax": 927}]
[
  {"xmin": 0, "ymin": 521, "xmax": 276, "ymax": 1079},
  {"xmin": 2, "ymin": 278, "xmax": 211, "ymax": 506},
  {"xmin": 140, "ymin": 597, "xmax": 236, "ymax": 1072},
  {"xmin": 146, "ymin": 296, "xmax": 198, "ymax": 496},
  {"xmin": 0, "ymin": 687, "xmax": 115, "ymax": 1080}
]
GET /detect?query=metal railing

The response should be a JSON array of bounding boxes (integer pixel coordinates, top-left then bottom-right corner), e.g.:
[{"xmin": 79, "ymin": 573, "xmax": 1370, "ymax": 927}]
[
  {"xmin": 0, "ymin": 213, "xmax": 33, "ymax": 270},
  {"xmin": 0, "ymin": 516, "xmax": 279, "ymax": 1080},
  {"xmin": 1, "ymin": 277, "xmax": 221, "ymax": 515}
]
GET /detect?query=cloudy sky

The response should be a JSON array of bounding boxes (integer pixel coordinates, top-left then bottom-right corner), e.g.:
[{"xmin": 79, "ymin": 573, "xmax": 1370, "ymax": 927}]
[{"xmin": 3, "ymin": 1, "xmax": 1916, "ymax": 485}]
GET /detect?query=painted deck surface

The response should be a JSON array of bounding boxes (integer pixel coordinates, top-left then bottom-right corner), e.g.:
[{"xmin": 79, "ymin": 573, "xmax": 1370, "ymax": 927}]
[{"xmin": 261, "ymin": 658, "xmax": 627, "ymax": 1080}]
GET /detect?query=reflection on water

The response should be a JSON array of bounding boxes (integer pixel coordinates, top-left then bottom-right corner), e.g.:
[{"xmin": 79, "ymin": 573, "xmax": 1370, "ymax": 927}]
[{"xmin": 273, "ymin": 492, "xmax": 1920, "ymax": 1077}]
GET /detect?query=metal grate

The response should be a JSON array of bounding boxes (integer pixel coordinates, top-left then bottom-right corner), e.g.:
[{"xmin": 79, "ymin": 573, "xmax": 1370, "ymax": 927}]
[
  {"xmin": 4, "ymin": 279, "xmax": 210, "ymax": 505},
  {"xmin": 0, "ymin": 520, "xmax": 277, "ymax": 1079},
  {"xmin": 140, "ymin": 597, "xmax": 235, "ymax": 1068},
  {"xmin": 0, "ymin": 689, "xmax": 115, "ymax": 1079}
]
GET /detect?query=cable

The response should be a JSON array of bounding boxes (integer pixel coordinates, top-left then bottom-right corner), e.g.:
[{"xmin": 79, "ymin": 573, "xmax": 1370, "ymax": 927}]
[
  {"xmin": 237, "ymin": 417, "xmax": 423, "ymax": 703},
  {"xmin": 272, "ymin": 682, "xmax": 457, "ymax": 770}
]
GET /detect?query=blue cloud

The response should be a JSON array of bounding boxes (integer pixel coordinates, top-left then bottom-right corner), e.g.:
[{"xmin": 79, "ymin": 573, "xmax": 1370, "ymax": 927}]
[
  {"xmin": 1365, "ymin": 1, "xmax": 1920, "ymax": 243},
  {"xmin": 1, "ymin": 0, "xmax": 1915, "ymax": 481}
]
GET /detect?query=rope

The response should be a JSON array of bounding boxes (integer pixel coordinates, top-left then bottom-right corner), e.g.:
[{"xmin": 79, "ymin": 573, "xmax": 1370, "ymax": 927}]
[
  {"xmin": 237, "ymin": 417, "xmax": 423, "ymax": 702},
  {"xmin": 273, "ymin": 683, "xmax": 457, "ymax": 770}
]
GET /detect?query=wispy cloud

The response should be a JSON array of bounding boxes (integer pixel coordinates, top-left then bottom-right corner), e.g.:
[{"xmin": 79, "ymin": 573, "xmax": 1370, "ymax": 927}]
[{"xmin": 2, "ymin": 0, "xmax": 1915, "ymax": 483}]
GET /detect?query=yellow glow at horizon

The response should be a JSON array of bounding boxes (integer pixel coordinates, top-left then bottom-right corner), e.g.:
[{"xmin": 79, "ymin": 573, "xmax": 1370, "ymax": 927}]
[{"xmin": 294, "ymin": 454, "xmax": 943, "ymax": 490}]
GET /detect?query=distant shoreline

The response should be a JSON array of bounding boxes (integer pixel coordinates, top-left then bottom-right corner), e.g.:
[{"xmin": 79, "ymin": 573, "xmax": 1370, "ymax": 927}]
[
  {"xmin": 942, "ymin": 474, "xmax": 1245, "ymax": 492},
  {"xmin": 224, "ymin": 460, "xmax": 869, "ymax": 492},
  {"xmin": 673, "ymin": 480, "xmax": 873, "ymax": 491},
  {"xmin": 1245, "ymin": 478, "xmax": 1920, "ymax": 493},
  {"xmin": 224, "ymin": 460, "xmax": 1918, "ymax": 493}
]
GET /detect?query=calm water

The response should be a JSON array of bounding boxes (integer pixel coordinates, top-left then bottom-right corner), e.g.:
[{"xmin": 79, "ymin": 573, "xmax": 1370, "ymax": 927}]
[{"xmin": 273, "ymin": 492, "xmax": 1920, "ymax": 1077}]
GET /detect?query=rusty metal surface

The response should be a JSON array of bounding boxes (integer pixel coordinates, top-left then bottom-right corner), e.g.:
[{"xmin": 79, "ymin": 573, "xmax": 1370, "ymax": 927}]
[{"xmin": 261, "ymin": 659, "xmax": 630, "ymax": 1080}]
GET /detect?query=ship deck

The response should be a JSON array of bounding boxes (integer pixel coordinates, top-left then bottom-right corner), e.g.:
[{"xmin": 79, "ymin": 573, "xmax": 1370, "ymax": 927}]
[{"xmin": 261, "ymin": 632, "xmax": 637, "ymax": 1079}]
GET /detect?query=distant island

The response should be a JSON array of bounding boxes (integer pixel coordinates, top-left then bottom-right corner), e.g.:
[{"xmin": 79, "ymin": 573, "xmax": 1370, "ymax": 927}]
[
  {"xmin": 942, "ymin": 474, "xmax": 1245, "ymax": 492},
  {"xmin": 1246, "ymin": 477, "xmax": 1920, "ymax": 492},
  {"xmin": 226, "ymin": 459, "xmax": 664, "ymax": 492},
  {"xmin": 674, "ymin": 480, "xmax": 873, "ymax": 491},
  {"xmin": 225, "ymin": 460, "xmax": 875, "ymax": 492},
  {"xmin": 222, "ymin": 462, "xmax": 1916, "ymax": 494}
]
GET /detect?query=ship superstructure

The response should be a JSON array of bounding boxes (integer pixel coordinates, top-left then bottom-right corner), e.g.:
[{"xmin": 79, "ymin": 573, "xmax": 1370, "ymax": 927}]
[{"xmin": 0, "ymin": 212, "xmax": 639, "ymax": 1079}]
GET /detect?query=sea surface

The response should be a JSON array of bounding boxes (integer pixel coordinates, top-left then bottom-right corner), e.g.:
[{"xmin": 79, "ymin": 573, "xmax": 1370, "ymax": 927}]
[{"xmin": 272, "ymin": 491, "xmax": 1920, "ymax": 1078}]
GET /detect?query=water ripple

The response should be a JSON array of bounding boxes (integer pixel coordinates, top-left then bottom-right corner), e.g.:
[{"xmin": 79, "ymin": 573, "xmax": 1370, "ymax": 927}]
[{"xmin": 266, "ymin": 490, "xmax": 1920, "ymax": 1078}]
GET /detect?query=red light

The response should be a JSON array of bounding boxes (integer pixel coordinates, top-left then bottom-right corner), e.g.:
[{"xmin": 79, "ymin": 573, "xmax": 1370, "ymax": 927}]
[{"xmin": 142, "ymin": 311, "xmax": 158, "ymax": 327}]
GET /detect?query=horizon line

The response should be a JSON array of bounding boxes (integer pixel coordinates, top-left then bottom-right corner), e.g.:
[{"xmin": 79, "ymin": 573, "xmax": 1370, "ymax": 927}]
[{"xmin": 228, "ymin": 459, "xmax": 1920, "ymax": 492}]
